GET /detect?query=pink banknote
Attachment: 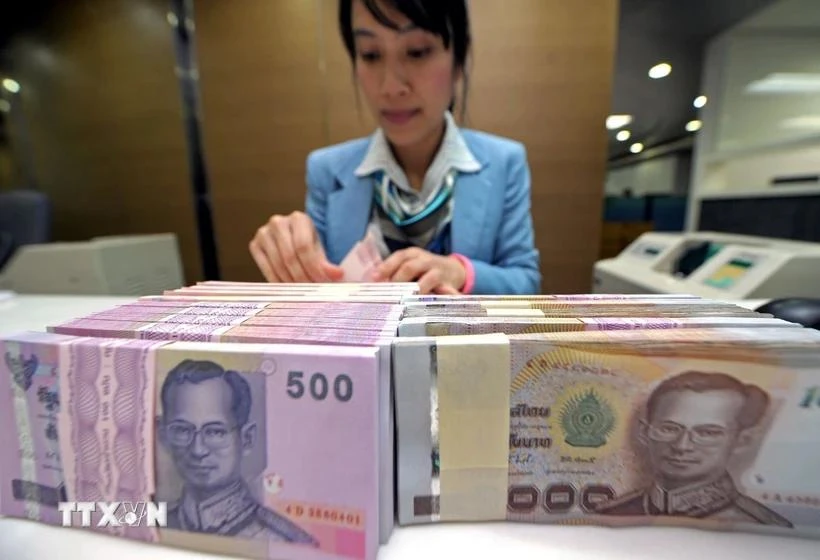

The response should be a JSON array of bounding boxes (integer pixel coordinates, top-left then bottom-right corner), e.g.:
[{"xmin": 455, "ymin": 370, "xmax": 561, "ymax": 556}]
[
  {"xmin": 0, "ymin": 332, "xmax": 163, "ymax": 543},
  {"xmin": 1, "ymin": 331, "xmax": 384, "ymax": 559},
  {"xmin": 78, "ymin": 313, "xmax": 399, "ymax": 332},
  {"xmin": 340, "ymin": 233, "xmax": 383, "ymax": 283},
  {"xmin": 47, "ymin": 321, "xmax": 396, "ymax": 345},
  {"xmin": 97, "ymin": 302, "xmax": 403, "ymax": 318}
]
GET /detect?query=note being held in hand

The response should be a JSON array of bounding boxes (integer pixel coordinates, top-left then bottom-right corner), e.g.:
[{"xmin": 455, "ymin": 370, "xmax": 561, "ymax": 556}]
[
  {"xmin": 249, "ymin": 211, "xmax": 344, "ymax": 284},
  {"xmin": 340, "ymin": 230, "xmax": 384, "ymax": 283}
]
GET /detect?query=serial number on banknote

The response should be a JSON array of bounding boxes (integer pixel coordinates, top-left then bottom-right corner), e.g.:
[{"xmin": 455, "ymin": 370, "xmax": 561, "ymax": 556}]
[
  {"xmin": 283, "ymin": 503, "xmax": 364, "ymax": 529},
  {"xmin": 761, "ymin": 493, "xmax": 820, "ymax": 507}
]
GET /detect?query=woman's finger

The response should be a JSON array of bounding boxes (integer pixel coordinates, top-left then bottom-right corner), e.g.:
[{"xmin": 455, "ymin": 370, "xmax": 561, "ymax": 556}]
[
  {"xmin": 271, "ymin": 215, "xmax": 314, "ymax": 282},
  {"xmin": 249, "ymin": 235, "xmax": 278, "ymax": 283},
  {"xmin": 290, "ymin": 212, "xmax": 330, "ymax": 282},
  {"xmin": 417, "ymin": 268, "xmax": 443, "ymax": 295},
  {"xmin": 392, "ymin": 255, "xmax": 430, "ymax": 283}
]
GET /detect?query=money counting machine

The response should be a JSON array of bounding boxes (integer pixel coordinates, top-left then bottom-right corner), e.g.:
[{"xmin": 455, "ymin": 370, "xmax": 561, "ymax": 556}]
[
  {"xmin": 593, "ymin": 231, "xmax": 820, "ymax": 300},
  {"xmin": 0, "ymin": 233, "xmax": 185, "ymax": 296}
]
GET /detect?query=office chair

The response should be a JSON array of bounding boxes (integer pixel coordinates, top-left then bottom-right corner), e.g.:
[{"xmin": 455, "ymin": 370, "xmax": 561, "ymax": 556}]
[{"xmin": 0, "ymin": 189, "xmax": 51, "ymax": 270}]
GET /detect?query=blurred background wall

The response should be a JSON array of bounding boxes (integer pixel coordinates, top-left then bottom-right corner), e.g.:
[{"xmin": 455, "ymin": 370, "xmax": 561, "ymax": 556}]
[
  {"xmin": 0, "ymin": 0, "xmax": 618, "ymax": 291},
  {"xmin": 0, "ymin": 0, "xmax": 203, "ymax": 284},
  {"xmin": 194, "ymin": 0, "xmax": 618, "ymax": 290}
]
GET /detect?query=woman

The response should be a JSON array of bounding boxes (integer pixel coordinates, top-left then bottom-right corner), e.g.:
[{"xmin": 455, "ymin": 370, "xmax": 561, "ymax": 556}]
[{"xmin": 249, "ymin": 0, "xmax": 540, "ymax": 295}]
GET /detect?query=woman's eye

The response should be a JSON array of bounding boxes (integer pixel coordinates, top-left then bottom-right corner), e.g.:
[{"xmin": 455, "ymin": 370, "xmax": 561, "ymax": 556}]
[
  {"xmin": 359, "ymin": 51, "xmax": 380, "ymax": 62},
  {"xmin": 408, "ymin": 47, "xmax": 432, "ymax": 59}
]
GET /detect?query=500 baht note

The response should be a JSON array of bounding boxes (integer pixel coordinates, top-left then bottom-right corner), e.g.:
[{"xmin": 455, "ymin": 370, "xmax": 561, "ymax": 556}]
[
  {"xmin": 152, "ymin": 341, "xmax": 383, "ymax": 560},
  {"xmin": 0, "ymin": 332, "xmax": 162, "ymax": 544}
]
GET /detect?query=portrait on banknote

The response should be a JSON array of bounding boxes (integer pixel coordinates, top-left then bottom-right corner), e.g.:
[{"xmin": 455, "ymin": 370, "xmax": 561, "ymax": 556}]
[
  {"xmin": 155, "ymin": 358, "xmax": 317, "ymax": 544},
  {"xmin": 595, "ymin": 370, "xmax": 793, "ymax": 527}
]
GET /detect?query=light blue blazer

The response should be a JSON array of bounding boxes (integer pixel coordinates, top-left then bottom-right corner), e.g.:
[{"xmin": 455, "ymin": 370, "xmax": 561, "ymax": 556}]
[{"xmin": 304, "ymin": 130, "xmax": 541, "ymax": 295}]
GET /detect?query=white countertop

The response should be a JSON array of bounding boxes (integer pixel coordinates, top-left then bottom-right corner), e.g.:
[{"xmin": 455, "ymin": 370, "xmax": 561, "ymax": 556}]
[{"xmin": 2, "ymin": 293, "xmax": 816, "ymax": 560}]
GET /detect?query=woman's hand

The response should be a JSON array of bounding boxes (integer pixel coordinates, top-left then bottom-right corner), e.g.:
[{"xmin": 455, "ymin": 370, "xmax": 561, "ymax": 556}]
[
  {"xmin": 249, "ymin": 211, "xmax": 343, "ymax": 283},
  {"xmin": 372, "ymin": 247, "xmax": 466, "ymax": 294}
]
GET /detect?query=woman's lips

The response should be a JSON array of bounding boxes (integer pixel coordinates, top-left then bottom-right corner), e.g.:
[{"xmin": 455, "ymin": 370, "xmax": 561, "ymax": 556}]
[{"xmin": 382, "ymin": 109, "xmax": 420, "ymax": 125}]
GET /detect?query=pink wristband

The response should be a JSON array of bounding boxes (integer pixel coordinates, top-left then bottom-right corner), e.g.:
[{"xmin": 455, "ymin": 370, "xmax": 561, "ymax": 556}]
[{"xmin": 450, "ymin": 253, "xmax": 475, "ymax": 294}]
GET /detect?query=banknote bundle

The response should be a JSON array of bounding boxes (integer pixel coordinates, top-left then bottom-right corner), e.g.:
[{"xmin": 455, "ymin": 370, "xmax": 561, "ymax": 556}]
[
  {"xmin": 6, "ymin": 279, "xmax": 820, "ymax": 557},
  {"xmin": 397, "ymin": 315, "xmax": 799, "ymax": 337},
  {"xmin": 46, "ymin": 283, "xmax": 411, "ymax": 548},
  {"xmin": 2, "ymin": 282, "xmax": 419, "ymax": 560},
  {"xmin": 400, "ymin": 298, "xmax": 765, "ymax": 318},
  {"xmin": 392, "ymin": 326, "xmax": 820, "ymax": 540},
  {"xmin": 1, "ymin": 331, "xmax": 383, "ymax": 560}
]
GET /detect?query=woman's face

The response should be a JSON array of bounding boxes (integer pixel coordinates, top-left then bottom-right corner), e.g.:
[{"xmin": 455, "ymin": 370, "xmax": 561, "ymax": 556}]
[{"xmin": 351, "ymin": 0, "xmax": 459, "ymax": 148}]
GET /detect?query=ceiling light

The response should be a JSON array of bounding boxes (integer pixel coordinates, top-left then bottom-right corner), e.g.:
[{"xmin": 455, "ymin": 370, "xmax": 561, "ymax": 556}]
[
  {"xmin": 630, "ymin": 142, "xmax": 644, "ymax": 154},
  {"xmin": 648, "ymin": 63, "xmax": 672, "ymax": 79},
  {"xmin": 0, "ymin": 99, "xmax": 9, "ymax": 112},
  {"xmin": 686, "ymin": 120, "xmax": 703, "ymax": 132},
  {"xmin": 616, "ymin": 130, "xmax": 631, "ymax": 141},
  {"xmin": 2, "ymin": 79, "xmax": 20, "ymax": 93},
  {"xmin": 746, "ymin": 72, "xmax": 820, "ymax": 94},
  {"xmin": 606, "ymin": 114, "xmax": 632, "ymax": 130},
  {"xmin": 166, "ymin": 11, "xmax": 178, "ymax": 26},
  {"xmin": 694, "ymin": 95, "xmax": 707, "ymax": 108}
]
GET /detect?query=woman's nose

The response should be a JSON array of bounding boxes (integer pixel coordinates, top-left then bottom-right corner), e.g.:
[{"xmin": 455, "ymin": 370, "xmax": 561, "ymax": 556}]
[{"xmin": 380, "ymin": 61, "xmax": 409, "ymax": 97}]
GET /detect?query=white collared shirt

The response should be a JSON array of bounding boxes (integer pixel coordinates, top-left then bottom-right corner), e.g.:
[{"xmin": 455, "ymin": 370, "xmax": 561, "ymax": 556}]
[{"xmin": 354, "ymin": 112, "xmax": 481, "ymax": 255}]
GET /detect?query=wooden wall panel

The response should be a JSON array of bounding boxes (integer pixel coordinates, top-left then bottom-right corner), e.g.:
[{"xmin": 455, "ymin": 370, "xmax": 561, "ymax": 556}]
[
  {"xmin": 4, "ymin": 0, "xmax": 202, "ymax": 283},
  {"xmin": 458, "ymin": 0, "xmax": 617, "ymax": 293},
  {"xmin": 193, "ymin": 0, "xmax": 327, "ymax": 281},
  {"xmin": 319, "ymin": 0, "xmax": 617, "ymax": 293},
  {"xmin": 319, "ymin": 0, "xmax": 378, "ymax": 145}
]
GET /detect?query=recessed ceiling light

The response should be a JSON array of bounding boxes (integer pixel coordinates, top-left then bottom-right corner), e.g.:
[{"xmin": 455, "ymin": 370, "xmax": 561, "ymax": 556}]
[
  {"xmin": 648, "ymin": 63, "xmax": 672, "ymax": 79},
  {"xmin": 166, "ymin": 11, "xmax": 179, "ymax": 26},
  {"xmin": 694, "ymin": 95, "xmax": 707, "ymax": 108},
  {"xmin": 630, "ymin": 142, "xmax": 644, "ymax": 154},
  {"xmin": 686, "ymin": 120, "xmax": 703, "ymax": 132},
  {"xmin": 616, "ymin": 130, "xmax": 631, "ymax": 141},
  {"xmin": 606, "ymin": 114, "xmax": 632, "ymax": 130},
  {"xmin": 2, "ymin": 78, "xmax": 20, "ymax": 93}
]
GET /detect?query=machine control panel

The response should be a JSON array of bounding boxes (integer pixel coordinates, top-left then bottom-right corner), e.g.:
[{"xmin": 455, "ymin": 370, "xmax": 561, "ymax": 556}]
[
  {"xmin": 702, "ymin": 252, "xmax": 763, "ymax": 290},
  {"xmin": 629, "ymin": 241, "xmax": 668, "ymax": 260}
]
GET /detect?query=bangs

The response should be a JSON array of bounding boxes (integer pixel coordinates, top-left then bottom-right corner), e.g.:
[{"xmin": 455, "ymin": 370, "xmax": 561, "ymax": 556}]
[{"xmin": 360, "ymin": 0, "xmax": 454, "ymax": 48}]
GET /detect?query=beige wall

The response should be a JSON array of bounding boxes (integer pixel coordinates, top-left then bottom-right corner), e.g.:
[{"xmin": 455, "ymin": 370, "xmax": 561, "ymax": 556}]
[{"xmin": 194, "ymin": 0, "xmax": 328, "ymax": 282}]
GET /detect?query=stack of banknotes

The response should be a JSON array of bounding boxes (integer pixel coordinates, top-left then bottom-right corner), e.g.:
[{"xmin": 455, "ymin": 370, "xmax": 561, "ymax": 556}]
[
  {"xmin": 392, "ymin": 294, "xmax": 820, "ymax": 540},
  {"xmin": 3, "ymin": 282, "xmax": 820, "ymax": 560},
  {"xmin": 1, "ymin": 282, "xmax": 418, "ymax": 560}
]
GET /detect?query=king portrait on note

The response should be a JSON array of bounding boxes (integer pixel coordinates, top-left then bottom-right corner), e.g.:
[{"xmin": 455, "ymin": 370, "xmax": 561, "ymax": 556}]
[
  {"xmin": 595, "ymin": 370, "xmax": 793, "ymax": 527},
  {"xmin": 156, "ymin": 359, "xmax": 318, "ymax": 544}
]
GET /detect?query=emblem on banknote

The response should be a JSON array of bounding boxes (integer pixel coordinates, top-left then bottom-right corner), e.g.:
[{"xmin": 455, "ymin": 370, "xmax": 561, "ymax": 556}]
[
  {"xmin": 5, "ymin": 351, "xmax": 37, "ymax": 392},
  {"xmin": 560, "ymin": 390, "xmax": 615, "ymax": 448}
]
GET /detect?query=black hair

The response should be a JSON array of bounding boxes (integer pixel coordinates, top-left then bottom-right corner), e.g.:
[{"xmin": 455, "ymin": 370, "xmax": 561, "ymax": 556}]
[
  {"xmin": 161, "ymin": 359, "xmax": 252, "ymax": 427},
  {"xmin": 338, "ymin": 0, "xmax": 471, "ymax": 119}
]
